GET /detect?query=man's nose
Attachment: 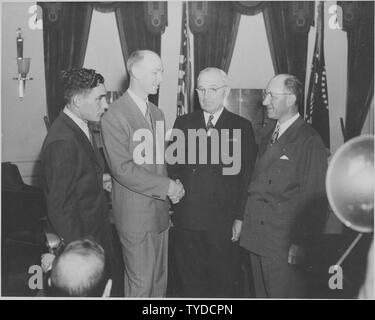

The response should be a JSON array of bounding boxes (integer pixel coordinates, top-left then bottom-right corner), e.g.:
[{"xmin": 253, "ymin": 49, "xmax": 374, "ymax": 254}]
[
  {"xmin": 102, "ymin": 98, "xmax": 109, "ymax": 111},
  {"xmin": 262, "ymin": 95, "xmax": 270, "ymax": 106}
]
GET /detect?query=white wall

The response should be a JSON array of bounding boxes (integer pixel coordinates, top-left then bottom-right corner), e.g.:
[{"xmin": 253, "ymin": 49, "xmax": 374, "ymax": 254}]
[
  {"xmin": 1, "ymin": 2, "xmax": 47, "ymax": 186},
  {"xmin": 84, "ymin": 9, "xmax": 127, "ymax": 92},
  {"xmin": 159, "ymin": 1, "xmax": 182, "ymax": 132},
  {"xmin": 228, "ymin": 13, "xmax": 274, "ymax": 89}
]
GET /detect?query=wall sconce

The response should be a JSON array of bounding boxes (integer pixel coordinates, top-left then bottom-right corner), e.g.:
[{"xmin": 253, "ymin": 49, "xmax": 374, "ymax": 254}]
[{"xmin": 13, "ymin": 28, "xmax": 33, "ymax": 100}]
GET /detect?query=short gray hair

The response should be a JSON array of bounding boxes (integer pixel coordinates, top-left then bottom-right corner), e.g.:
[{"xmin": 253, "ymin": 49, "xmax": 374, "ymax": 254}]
[
  {"xmin": 283, "ymin": 75, "xmax": 303, "ymax": 109},
  {"xmin": 126, "ymin": 50, "xmax": 159, "ymax": 76},
  {"xmin": 197, "ymin": 67, "xmax": 228, "ymax": 86}
]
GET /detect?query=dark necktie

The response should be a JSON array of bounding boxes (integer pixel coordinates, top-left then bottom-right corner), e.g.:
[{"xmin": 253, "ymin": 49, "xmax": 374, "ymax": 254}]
[
  {"xmin": 88, "ymin": 127, "xmax": 94, "ymax": 147},
  {"xmin": 206, "ymin": 114, "xmax": 214, "ymax": 131},
  {"xmin": 270, "ymin": 123, "xmax": 280, "ymax": 145}
]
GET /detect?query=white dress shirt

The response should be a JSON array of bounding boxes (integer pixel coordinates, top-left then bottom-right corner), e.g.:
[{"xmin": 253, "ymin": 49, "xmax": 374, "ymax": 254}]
[
  {"xmin": 63, "ymin": 106, "xmax": 91, "ymax": 142},
  {"xmin": 203, "ymin": 106, "xmax": 224, "ymax": 127},
  {"xmin": 128, "ymin": 89, "xmax": 148, "ymax": 117}
]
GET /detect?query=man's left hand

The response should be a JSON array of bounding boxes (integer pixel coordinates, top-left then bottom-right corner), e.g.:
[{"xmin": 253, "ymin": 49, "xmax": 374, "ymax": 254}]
[
  {"xmin": 231, "ymin": 219, "xmax": 242, "ymax": 242},
  {"xmin": 288, "ymin": 244, "xmax": 306, "ymax": 265}
]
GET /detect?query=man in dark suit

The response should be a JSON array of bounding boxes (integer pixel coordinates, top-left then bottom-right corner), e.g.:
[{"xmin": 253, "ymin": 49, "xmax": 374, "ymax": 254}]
[
  {"xmin": 41, "ymin": 68, "xmax": 121, "ymax": 296},
  {"xmin": 167, "ymin": 67, "xmax": 257, "ymax": 297},
  {"xmin": 101, "ymin": 50, "xmax": 184, "ymax": 297},
  {"xmin": 240, "ymin": 74, "xmax": 329, "ymax": 298}
]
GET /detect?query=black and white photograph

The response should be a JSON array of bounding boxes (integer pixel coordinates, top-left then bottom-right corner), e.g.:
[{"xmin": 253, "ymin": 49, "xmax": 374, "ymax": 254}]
[{"xmin": 1, "ymin": 0, "xmax": 374, "ymax": 303}]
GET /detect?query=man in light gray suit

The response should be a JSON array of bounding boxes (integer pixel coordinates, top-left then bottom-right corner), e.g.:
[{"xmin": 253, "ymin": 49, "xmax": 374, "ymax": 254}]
[{"xmin": 101, "ymin": 50, "xmax": 184, "ymax": 297}]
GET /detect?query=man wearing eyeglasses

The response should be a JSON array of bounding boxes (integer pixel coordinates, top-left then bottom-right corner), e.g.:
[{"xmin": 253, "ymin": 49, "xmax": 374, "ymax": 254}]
[
  {"xmin": 240, "ymin": 74, "xmax": 328, "ymax": 298},
  {"xmin": 168, "ymin": 67, "xmax": 257, "ymax": 297}
]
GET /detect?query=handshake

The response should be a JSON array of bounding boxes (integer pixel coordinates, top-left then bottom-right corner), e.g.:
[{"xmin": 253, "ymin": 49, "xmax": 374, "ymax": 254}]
[{"xmin": 168, "ymin": 179, "xmax": 185, "ymax": 204}]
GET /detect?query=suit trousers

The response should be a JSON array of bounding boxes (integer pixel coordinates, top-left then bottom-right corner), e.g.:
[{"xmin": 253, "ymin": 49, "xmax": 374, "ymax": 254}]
[
  {"xmin": 107, "ymin": 224, "xmax": 125, "ymax": 297},
  {"xmin": 118, "ymin": 228, "xmax": 169, "ymax": 297},
  {"xmin": 249, "ymin": 251, "xmax": 307, "ymax": 298},
  {"xmin": 171, "ymin": 226, "xmax": 241, "ymax": 298}
]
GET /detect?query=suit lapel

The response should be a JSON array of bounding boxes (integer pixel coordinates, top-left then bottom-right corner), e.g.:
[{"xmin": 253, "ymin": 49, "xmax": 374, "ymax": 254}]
[
  {"xmin": 255, "ymin": 117, "xmax": 304, "ymax": 175},
  {"xmin": 122, "ymin": 91, "xmax": 162, "ymax": 164},
  {"xmin": 196, "ymin": 107, "xmax": 228, "ymax": 131},
  {"xmin": 186, "ymin": 110, "xmax": 205, "ymax": 130},
  {"xmin": 124, "ymin": 91, "xmax": 153, "ymax": 131},
  {"xmin": 214, "ymin": 108, "xmax": 229, "ymax": 130},
  {"xmin": 197, "ymin": 110, "xmax": 206, "ymax": 130},
  {"xmin": 60, "ymin": 113, "xmax": 104, "ymax": 170},
  {"xmin": 275, "ymin": 117, "xmax": 304, "ymax": 147}
]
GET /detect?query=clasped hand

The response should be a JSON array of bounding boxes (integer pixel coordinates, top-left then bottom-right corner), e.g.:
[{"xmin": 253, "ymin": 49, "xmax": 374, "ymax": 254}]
[
  {"xmin": 103, "ymin": 173, "xmax": 112, "ymax": 192},
  {"xmin": 168, "ymin": 179, "xmax": 185, "ymax": 204}
]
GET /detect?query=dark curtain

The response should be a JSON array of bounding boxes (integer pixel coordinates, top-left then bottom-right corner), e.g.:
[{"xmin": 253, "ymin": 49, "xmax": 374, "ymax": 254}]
[
  {"xmin": 115, "ymin": 2, "xmax": 163, "ymax": 106},
  {"xmin": 232, "ymin": 1, "xmax": 265, "ymax": 15},
  {"xmin": 39, "ymin": 2, "xmax": 93, "ymax": 123},
  {"xmin": 340, "ymin": 2, "xmax": 374, "ymax": 139},
  {"xmin": 192, "ymin": 2, "xmax": 241, "ymax": 111},
  {"xmin": 262, "ymin": 1, "xmax": 313, "ymax": 115}
]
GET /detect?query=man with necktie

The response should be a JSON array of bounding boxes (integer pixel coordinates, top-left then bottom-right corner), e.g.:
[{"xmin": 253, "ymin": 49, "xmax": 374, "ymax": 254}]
[
  {"xmin": 101, "ymin": 50, "xmax": 184, "ymax": 297},
  {"xmin": 240, "ymin": 74, "xmax": 329, "ymax": 298},
  {"xmin": 41, "ymin": 68, "xmax": 121, "ymax": 296},
  {"xmin": 168, "ymin": 67, "xmax": 257, "ymax": 297}
]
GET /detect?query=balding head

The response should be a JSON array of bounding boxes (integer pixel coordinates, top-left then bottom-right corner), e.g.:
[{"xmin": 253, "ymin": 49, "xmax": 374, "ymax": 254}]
[
  {"xmin": 127, "ymin": 50, "xmax": 160, "ymax": 75},
  {"xmin": 48, "ymin": 239, "xmax": 109, "ymax": 297},
  {"xmin": 127, "ymin": 50, "xmax": 163, "ymax": 99},
  {"xmin": 263, "ymin": 74, "xmax": 302, "ymax": 123}
]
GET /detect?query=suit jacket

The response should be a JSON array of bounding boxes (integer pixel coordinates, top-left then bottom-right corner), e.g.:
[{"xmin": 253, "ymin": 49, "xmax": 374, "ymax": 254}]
[
  {"xmin": 168, "ymin": 108, "xmax": 257, "ymax": 234},
  {"xmin": 240, "ymin": 117, "xmax": 328, "ymax": 257},
  {"xmin": 41, "ymin": 112, "xmax": 112, "ymax": 252},
  {"xmin": 101, "ymin": 91, "xmax": 170, "ymax": 234}
]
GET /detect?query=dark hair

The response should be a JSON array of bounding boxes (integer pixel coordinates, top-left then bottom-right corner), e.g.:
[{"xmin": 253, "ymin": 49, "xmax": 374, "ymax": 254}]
[
  {"xmin": 60, "ymin": 68, "xmax": 104, "ymax": 104},
  {"xmin": 283, "ymin": 75, "xmax": 303, "ymax": 110},
  {"xmin": 48, "ymin": 238, "xmax": 108, "ymax": 297}
]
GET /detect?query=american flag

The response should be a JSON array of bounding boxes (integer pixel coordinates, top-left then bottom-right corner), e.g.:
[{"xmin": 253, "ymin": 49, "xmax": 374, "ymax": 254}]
[
  {"xmin": 305, "ymin": 1, "xmax": 330, "ymax": 148},
  {"xmin": 176, "ymin": 2, "xmax": 194, "ymax": 116}
]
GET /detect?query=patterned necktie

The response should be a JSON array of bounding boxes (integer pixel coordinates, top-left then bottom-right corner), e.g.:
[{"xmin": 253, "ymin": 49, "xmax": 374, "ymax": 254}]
[
  {"xmin": 270, "ymin": 123, "xmax": 280, "ymax": 145},
  {"xmin": 206, "ymin": 114, "xmax": 214, "ymax": 131}
]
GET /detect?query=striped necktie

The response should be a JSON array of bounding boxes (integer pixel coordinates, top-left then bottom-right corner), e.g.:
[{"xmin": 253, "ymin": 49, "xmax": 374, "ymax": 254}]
[
  {"xmin": 87, "ymin": 126, "xmax": 94, "ymax": 147},
  {"xmin": 270, "ymin": 123, "xmax": 280, "ymax": 145},
  {"xmin": 206, "ymin": 114, "xmax": 214, "ymax": 131}
]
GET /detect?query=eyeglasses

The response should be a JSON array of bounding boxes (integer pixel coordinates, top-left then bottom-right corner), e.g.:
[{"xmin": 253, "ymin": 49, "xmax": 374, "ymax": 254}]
[
  {"xmin": 196, "ymin": 85, "xmax": 227, "ymax": 95},
  {"xmin": 262, "ymin": 89, "xmax": 293, "ymax": 100}
]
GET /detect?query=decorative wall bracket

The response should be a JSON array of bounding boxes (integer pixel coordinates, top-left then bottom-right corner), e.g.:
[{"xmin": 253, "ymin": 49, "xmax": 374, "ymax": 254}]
[{"xmin": 14, "ymin": 28, "xmax": 33, "ymax": 100}]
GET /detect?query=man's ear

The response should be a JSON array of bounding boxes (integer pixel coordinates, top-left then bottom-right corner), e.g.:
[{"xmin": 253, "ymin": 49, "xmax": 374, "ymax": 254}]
[
  {"xmin": 72, "ymin": 94, "xmax": 82, "ymax": 107},
  {"xmin": 48, "ymin": 277, "xmax": 52, "ymax": 287},
  {"xmin": 102, "ymin": 279, "xmax": 112, "ymax": 298},
  {"xmin": 131, "ymin": 65, "xmax": 142, "ymax": 79},
  {"xmin": 223, "ymin": 86, "xmax": 231, "ymax": 104},
  {"xmin": 286, "ymin": 94, "xmax": 296, "ymax": 107}
]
